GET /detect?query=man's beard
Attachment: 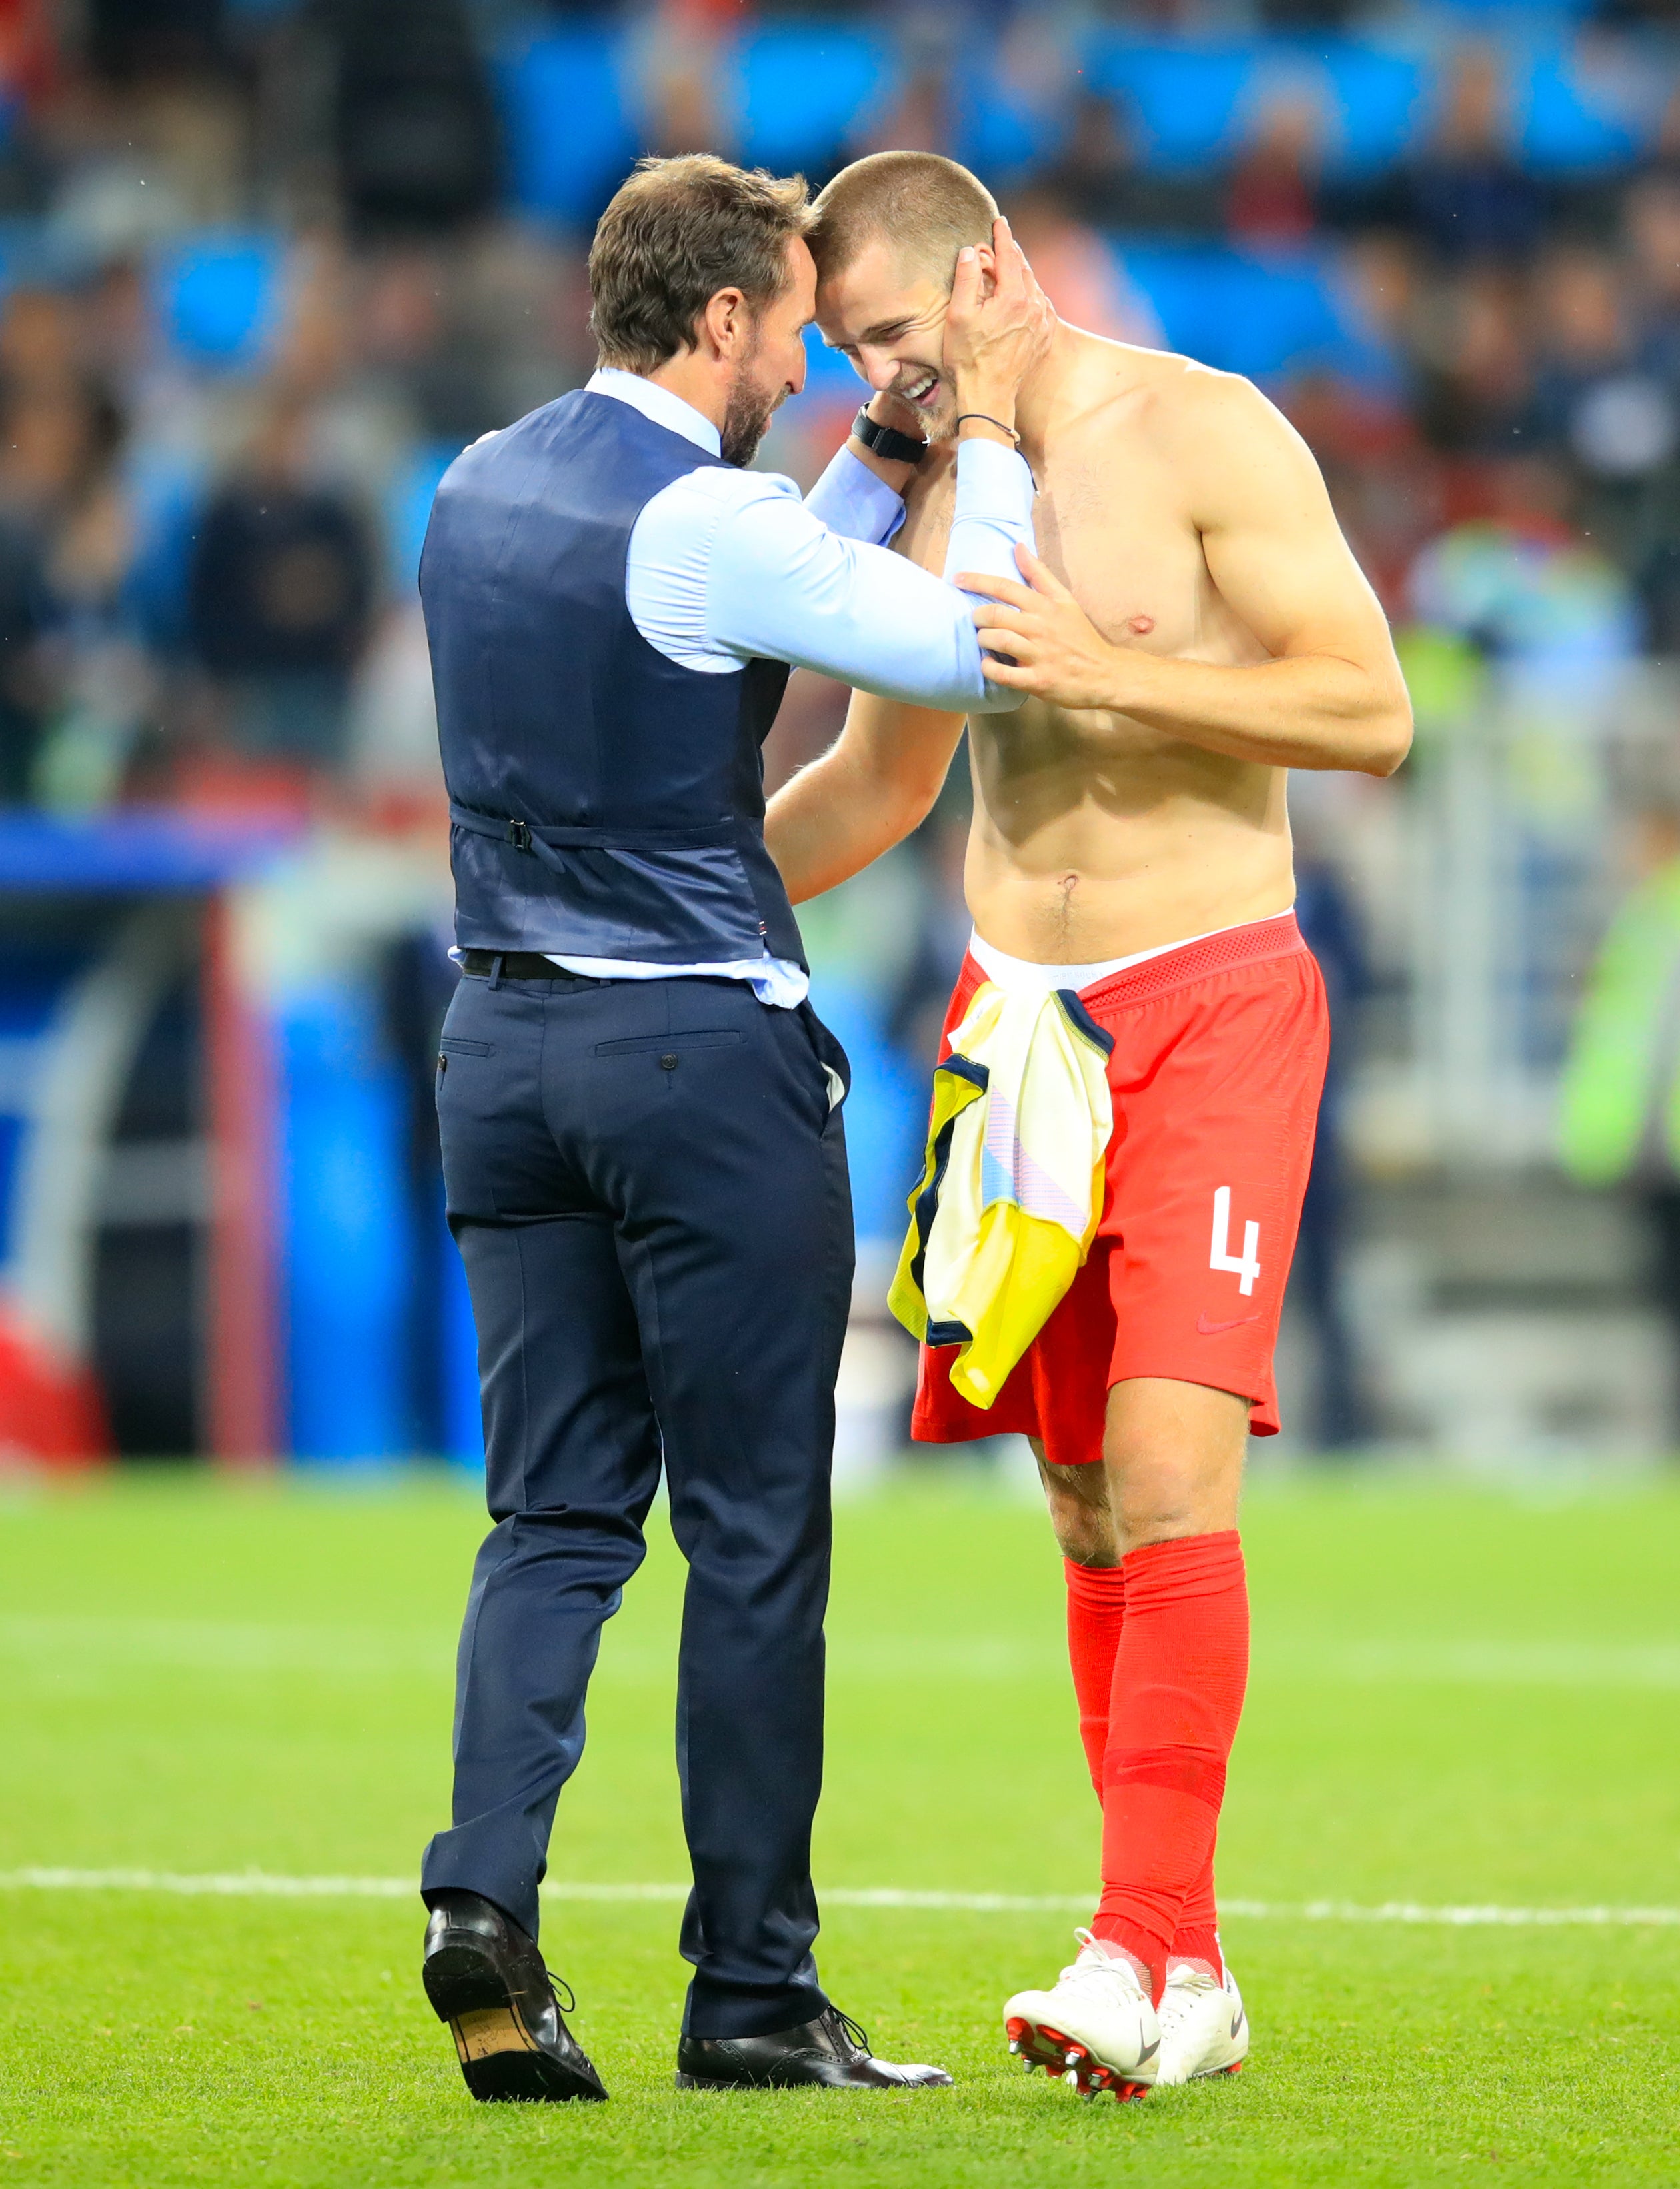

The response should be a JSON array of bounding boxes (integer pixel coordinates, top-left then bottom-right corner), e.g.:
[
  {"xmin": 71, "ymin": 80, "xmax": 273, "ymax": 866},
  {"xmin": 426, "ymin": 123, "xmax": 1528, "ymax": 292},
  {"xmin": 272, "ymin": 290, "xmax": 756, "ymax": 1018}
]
[
  {"xmin": 881, "ymin": 364, "xmax": 957, "ymax": 443},
  {"xmin": 914, "ymin": 375, "xmax": 960, "ymax": 443},
  {"xmin": 720, "ymin": 349, "xmax": 780, "ymax": 468}
]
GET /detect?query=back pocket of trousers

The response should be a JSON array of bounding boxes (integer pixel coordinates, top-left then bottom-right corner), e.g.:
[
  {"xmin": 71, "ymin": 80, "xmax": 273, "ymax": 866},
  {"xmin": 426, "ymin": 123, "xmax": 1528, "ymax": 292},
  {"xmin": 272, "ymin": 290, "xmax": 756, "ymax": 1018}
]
[{"xmin": 594, "ymin": 1031, "xmax": 744, "ymax": 1057}]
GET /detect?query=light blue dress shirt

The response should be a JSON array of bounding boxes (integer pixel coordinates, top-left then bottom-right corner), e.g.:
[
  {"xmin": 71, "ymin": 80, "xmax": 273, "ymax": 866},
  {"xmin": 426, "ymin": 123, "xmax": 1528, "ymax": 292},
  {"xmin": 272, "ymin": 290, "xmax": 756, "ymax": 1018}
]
[{"xmin": 543, "ymin": 368, "xmax": 1038, "ymax": 1006}]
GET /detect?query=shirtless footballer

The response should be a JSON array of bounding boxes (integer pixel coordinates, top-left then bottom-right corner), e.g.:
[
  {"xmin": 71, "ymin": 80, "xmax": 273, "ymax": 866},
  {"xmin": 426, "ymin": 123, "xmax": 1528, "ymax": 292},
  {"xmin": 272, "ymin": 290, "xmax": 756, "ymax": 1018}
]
[{"xmin": 764, "ymin": 153, "xmax": 1411, "ymax": 2098}]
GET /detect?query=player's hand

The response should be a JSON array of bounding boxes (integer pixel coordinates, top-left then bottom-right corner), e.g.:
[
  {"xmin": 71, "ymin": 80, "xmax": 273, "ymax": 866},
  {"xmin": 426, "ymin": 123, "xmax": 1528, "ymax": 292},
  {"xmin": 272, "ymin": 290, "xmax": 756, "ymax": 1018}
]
[
  {"xmin": 944, "ymin": 218, "xmax": 1054, "ymax": 425},
  {"xmin": 960, "ymin": 545, "xmax": 1120, "ymax": 709},
  {"xmin": 866, "ymin": 387, "xmax": 928, "ymax": 444}
]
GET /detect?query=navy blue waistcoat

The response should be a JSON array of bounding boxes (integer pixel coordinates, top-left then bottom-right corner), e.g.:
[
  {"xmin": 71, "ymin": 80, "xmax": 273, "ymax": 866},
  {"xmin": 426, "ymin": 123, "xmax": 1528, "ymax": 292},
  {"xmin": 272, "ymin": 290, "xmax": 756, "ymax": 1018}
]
[{"xmin": 420, "ymin": 389, "xmax": 804, "ymax": 967}]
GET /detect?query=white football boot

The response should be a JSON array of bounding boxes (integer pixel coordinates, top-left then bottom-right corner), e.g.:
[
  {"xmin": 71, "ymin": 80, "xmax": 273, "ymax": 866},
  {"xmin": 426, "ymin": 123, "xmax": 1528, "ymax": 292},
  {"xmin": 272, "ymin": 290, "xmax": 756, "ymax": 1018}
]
[
  {"xmin": 1154, "ymin": 1959, "xmax": 1249, "ymax": 2084},
  {"xmin": 1003, "ymin": 1929, "xmax": 1160, "ymax": 2102}
]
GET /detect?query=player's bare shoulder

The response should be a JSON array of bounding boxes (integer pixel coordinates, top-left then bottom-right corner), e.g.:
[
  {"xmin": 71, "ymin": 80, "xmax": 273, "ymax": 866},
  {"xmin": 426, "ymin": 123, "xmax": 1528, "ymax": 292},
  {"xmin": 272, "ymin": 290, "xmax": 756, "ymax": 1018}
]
[{"xmin": 1134, "ymin": 353, "xmax": 1329, "ymax": 529}]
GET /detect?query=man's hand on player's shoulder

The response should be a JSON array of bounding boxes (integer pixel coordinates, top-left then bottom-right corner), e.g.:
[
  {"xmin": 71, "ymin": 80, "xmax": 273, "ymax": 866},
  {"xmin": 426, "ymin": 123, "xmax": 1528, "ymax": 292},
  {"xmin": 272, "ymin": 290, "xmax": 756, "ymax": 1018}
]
[{"xmin": 961, "ymin": 545, "xmax": 1122, "ymax": 709}]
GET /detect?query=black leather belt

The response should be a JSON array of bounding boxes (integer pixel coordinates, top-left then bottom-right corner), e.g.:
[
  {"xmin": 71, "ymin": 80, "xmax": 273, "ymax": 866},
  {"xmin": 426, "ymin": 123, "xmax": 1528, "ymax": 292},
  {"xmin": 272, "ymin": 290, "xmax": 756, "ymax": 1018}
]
[{"xmin": 458, "ymin": 950, "xmax": 604, "ymax": 981}]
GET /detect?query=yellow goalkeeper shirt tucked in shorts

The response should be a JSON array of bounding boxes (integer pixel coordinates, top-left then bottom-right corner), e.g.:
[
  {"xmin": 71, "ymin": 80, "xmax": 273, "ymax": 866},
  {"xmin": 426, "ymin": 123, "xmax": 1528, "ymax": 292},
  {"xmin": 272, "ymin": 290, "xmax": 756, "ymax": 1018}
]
[{"xmin": 888, "ymin": 979, "xmax": 1115, "ymax": 1410}]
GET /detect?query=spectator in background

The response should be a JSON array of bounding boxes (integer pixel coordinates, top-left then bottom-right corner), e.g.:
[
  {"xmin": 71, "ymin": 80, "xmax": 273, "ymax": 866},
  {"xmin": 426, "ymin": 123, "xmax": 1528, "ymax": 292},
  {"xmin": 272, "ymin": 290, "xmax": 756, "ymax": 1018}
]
[
  {"xmin": 0, "ymin": 515, "xmax": 44, "ymax": 802},
  {"xmin": 1624, "ymin": 175, "xmax": 1680, "ymax": 377},
  {"xmin": 1226, "ymin": 91, "xmax": 1323, "ymax": 252},
  {"xmin": 860, "ymin": 65, "xmax": 951, "ymax": 165},
  {"xmin": 854, "ymin": 9, "xmax": 960, "ymax": 165},
  {"xmin": 1402, "ymin": 45, "xmax": 1549, "ymax": 265},
  {"xmin": 1291, "ymin": 849, "xmax": 1373, "ymax": 1449},
  {"xmin": 1414, "ymin": 267, "xmax": 1542, "ymax": 457},
  {"xmin": 77, "ymin": 255, "xmax": 150, "ymax": 403},
  {"xmin": 1625, "ymin": 77, "xmax": 1680, "ymax": 196},
  {"xmin": 1617, "ymin": 179, "xmax": 1680, "ymax": 643},
  {"xmin": 1283, "ymin": 366, "xmax": 1433, "ymax": 611},
  {"xmin": 635, "ymin": 0, "xmax": 733, "ymax": 162},
  {"xmin": 0, "ymin": 374, "xmax": 121, "ymax": 531},
  {"xmin": 1006, "ymin": 186, "xmax": 1164, "ymax": 347},
  {"xmin": 187, "ymin": 394, "xmax": 375, "ymax": 774},
  {"xmin": 31, "ymin": 377, "xmax": 153, "ymax": 810},
  {"xmin": 1532, "ymin": 246, "xmax": 1649, "ymax": 461},
  {"xmin": 1559, "ymin": 784, "xmax": 1680, "ymax": 1444},
  {"xmin": 329, "ymin": 0, "xmax": 499, "ymax": 240},
  {"xmin": 1532, "ymin": 243, "xmax": 1675, "ymax": 565},
  {"xmin": 0, "ymin": 285, "xmax": 81, "ymax": 403},
  {"xmin": 1046, "ymin": 86, "xmax": 1220, "ymax": 237},
  {"xmin": 0, "ymin": 367, "xmax": 125, "ymax": 802}
]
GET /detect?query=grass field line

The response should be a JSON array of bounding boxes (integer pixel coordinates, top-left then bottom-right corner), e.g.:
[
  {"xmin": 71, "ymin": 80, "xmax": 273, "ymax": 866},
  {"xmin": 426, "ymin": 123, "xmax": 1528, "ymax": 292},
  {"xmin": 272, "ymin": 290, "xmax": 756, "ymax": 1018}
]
[
  {"xmin": 1, "ymin": 1867, "xmax": 1677, "ymax": 1928},
  {"xmin": 7, "ymin": 1616, "xmax": 1680, "ymax": 1686}
]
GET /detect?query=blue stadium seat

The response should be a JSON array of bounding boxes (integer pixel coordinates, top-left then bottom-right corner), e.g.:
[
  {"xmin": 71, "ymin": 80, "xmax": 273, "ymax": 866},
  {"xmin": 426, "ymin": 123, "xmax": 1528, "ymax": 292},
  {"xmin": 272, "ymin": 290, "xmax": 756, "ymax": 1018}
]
[
  {"xmin": 1120, "ymin": 244, "xmax": 1348, "ymax": 383},
  {"xmin": 1086, "ymin": 39, "xmax": 1258, "ymax": 171},
  {"xmin": 1519, "ymin": 47, "xmax": 1647, "ymax": 173},
  {"xmin": 152, "ymin": 235, "xmax": 283, "ymax": 371},
  {"xmin": 387, "ymin": 439, "xmax": 464, "ymax": 598},
  {"xmin": 496, "ymin": 27, "xmax": 636, "ymax": 225},
  {"xmin": 1427, "ymin": 0, "xmax": 1591, "ymax": 17},
  {"xmin": 953, "ymin": 59, "xmax": 1065, "ymax": 183},
  {"xmin": 280, "ymin": 981, "xmax": 415, "ymax": 1463},
  {"xmin": 1317, "ymin": 41, "xmax": 1425, "ymax": 175},
  {"xmin": 799, "ymin": 322, "xmax": 864, "ymax": 401},
  {"xmin": 732, "ymin": 27, "xmax": 890, "ymax": 172}
]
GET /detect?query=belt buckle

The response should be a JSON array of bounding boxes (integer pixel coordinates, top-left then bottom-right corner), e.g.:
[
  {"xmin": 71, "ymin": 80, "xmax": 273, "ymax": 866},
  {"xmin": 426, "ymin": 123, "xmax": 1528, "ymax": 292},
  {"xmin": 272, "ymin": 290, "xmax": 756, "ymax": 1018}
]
[{"xmin": 506, "ymin": 819, "xmax": 532, "ymax": 853}]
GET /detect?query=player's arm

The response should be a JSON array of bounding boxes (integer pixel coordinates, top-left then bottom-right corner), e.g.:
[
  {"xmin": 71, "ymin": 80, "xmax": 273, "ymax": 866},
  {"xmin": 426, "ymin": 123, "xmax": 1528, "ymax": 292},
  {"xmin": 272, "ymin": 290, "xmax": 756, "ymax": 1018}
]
[
  {"xmin": 764, "ymin": 441, "xmax": 968, "ymax": 906},
  {"xmin": 764, "ymin": 685, "xmax": 966, "ymax": 905},
  {"xmin": 962, "ymin": 373, "xmax": 1413, "ymax": 777}
]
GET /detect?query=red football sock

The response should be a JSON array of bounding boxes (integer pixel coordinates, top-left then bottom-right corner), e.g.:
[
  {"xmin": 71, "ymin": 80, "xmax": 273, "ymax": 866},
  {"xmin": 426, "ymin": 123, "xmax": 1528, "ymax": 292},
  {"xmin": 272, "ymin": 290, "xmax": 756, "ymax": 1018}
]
[
  {"xmin": 1062, "ymin": 1558, "xmax": 1126, "ymax": 1796},
  {"xmin": 1090, "ymin": 1531, "xmax": 1248, "ymax": 2000},
  {"xmin": 1171, "ymin": 1852, "xmax": 1224, "ymax": 1980},
  {"xmin": 1065, "ymin": 1555, "xmax": 1225, "ymax": 1979}
]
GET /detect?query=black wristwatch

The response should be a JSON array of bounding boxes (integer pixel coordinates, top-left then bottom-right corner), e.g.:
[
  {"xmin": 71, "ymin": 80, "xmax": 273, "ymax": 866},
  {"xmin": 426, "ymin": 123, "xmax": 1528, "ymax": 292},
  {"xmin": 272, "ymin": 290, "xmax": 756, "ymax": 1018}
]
[{"xmin": 852, "ymin": 405, "xmax": 928, "ymax": 466}]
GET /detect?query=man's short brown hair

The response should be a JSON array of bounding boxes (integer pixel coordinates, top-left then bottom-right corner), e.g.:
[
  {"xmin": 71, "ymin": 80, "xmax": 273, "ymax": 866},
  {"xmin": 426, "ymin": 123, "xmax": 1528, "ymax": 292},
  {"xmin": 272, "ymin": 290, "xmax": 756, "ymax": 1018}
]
[
  {"xmin": 589, "ymin": 154, "xmax": 812, "ymax": 374},
  {"xmin": 808, "ymin": 152, "xmax": 998, "ymax": 287}
]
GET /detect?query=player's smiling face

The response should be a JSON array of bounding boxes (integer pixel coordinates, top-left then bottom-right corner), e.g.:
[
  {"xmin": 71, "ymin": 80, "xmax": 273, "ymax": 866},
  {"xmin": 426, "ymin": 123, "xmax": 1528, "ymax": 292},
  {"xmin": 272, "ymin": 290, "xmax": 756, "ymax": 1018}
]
[{"xmin": 816, "ymin": 235, "xmax": 962, "ymax": 441}]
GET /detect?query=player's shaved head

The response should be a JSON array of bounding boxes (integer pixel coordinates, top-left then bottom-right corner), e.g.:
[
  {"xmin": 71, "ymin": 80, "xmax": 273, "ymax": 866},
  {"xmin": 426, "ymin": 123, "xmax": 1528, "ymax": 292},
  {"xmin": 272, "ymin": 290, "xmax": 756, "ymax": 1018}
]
[{"xmin": 808, "ymin": 151, "xmax": 998, "ymax": 289}]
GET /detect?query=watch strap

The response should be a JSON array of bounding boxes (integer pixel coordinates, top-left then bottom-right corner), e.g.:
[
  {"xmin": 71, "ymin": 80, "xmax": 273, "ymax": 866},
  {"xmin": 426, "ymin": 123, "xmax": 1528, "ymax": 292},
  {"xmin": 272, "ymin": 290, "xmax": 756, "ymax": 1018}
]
[{"xmin": 852, "ymin": 406, "xmax": 928, "ymax": 466}]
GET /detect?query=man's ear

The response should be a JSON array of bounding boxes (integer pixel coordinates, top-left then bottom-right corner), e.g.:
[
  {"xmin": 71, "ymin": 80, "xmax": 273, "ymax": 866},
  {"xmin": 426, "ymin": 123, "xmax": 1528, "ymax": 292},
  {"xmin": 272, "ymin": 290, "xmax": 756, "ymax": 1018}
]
[
  {"xmin": 700, "ymin": 285, "xmax": 748, "ymax": 360},
  {"xmin": 973, "ymin": 244, "xmax": 999, "ymax": 299}
]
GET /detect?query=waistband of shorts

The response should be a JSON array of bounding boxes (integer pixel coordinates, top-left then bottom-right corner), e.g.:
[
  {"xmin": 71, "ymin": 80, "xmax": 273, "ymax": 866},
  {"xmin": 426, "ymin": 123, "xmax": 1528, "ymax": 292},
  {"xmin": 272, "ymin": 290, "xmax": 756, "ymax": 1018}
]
[{"xmin": 962, "ymin": 911, "xmax": 1305, "ymax": 1015}]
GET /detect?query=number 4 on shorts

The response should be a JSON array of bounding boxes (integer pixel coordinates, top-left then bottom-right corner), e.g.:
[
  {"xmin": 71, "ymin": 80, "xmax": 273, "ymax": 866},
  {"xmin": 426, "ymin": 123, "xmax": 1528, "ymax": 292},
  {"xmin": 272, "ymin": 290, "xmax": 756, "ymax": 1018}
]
[{"xmin": 1210, "ymin": 1186, "xmax": 1261, "ymax": 1296}]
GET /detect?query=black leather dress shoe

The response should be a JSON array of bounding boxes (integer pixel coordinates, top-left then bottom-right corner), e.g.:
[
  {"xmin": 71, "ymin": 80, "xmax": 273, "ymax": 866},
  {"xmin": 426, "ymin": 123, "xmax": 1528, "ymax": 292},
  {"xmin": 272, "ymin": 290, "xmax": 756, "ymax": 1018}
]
[
  {"xmin": 422, "ymin": 1890, "xmax": 607, "ymax": 2103},
  {"xmin": 675, "ymin": 2006, "xmax": 953, "ymax": 2091}
]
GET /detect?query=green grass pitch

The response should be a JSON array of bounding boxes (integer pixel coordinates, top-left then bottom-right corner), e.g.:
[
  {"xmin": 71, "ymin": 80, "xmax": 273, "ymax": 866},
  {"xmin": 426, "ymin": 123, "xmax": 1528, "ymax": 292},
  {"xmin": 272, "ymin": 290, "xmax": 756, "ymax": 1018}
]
[{"xmin": 1, "ymin": 1467, "xmax": 1677, "ymax": 2187}]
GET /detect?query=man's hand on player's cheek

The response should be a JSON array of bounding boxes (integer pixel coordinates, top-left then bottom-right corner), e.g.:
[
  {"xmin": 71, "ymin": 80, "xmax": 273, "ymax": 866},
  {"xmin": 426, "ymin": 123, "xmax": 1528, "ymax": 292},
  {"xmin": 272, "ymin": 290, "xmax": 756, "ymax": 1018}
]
[{"xmin": 960, "ymin": 547, "xmax": 1121, "ymax": 710}]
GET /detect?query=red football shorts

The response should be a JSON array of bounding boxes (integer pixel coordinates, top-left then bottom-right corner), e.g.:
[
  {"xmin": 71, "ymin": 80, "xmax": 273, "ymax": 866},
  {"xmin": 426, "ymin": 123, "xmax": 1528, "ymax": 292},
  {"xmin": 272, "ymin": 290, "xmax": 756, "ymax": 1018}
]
[{"xmin": 911, "ymin": 912, "xmax": 1328, "ymax": 1454}]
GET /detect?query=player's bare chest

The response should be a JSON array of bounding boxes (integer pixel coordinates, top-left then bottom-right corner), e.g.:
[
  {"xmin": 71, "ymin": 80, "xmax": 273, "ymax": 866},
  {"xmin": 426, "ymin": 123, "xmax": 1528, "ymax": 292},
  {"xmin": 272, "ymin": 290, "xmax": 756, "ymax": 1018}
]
[{"xmin": 907, "ymin": 446, "xmax": 1208, "ymax": 654}]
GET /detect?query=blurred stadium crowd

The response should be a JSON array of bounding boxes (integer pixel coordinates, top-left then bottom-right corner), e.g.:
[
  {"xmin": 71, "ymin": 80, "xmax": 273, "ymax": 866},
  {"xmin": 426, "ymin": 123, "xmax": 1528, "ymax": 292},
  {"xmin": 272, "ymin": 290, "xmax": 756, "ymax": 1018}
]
[{"xmin": 7, "ymin": 0, "xmax": 1680, "ymax": 1462}]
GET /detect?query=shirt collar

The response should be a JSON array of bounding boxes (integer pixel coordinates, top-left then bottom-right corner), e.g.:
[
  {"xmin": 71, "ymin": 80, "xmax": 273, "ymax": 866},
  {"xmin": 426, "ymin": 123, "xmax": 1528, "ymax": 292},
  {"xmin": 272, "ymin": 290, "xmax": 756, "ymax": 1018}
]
[{"xmin": 586, "ymin": 367, "xmax": 722, "ymax": 458}]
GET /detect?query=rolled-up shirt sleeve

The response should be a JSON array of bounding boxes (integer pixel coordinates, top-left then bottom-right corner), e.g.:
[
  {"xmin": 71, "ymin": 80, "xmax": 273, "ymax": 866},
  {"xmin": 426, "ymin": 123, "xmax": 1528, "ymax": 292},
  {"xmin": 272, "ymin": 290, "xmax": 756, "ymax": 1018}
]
[
  {"xmin": 942, "ymin": 437, "xmax": 1035, "ymax": 599},
  {"xmin": 802, "ymin": 441, "xmax": 906, "ymax": 546},
  {"xmin": 706, "ymin": 439, "xmax": 1036, "ymax": 713}
]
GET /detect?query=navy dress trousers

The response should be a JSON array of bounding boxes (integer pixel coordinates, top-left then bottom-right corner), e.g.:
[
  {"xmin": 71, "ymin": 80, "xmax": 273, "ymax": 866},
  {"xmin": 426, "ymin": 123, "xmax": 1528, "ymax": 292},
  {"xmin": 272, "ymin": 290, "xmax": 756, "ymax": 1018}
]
[{"xmin": 417, "ymin": 374, "xmax": 1035, "ymax": 2041}]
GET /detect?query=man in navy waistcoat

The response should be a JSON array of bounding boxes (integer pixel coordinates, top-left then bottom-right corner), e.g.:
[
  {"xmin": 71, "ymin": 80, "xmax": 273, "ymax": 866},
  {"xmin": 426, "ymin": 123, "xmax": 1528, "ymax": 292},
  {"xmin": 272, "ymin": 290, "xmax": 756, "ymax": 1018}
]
[{"xmin": 415, "ymin": 151, "xmax": 1047, "ymax": 2100}]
